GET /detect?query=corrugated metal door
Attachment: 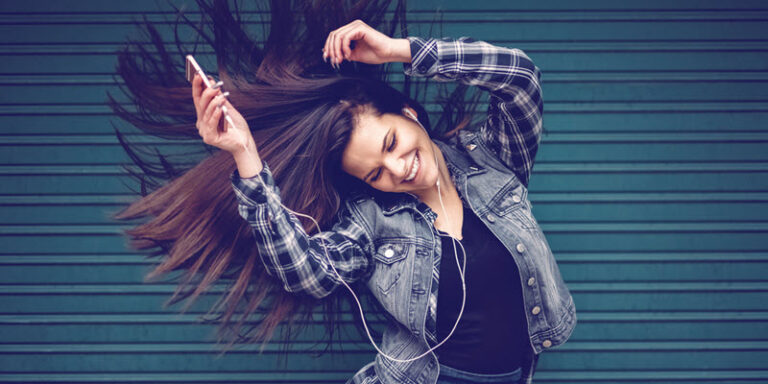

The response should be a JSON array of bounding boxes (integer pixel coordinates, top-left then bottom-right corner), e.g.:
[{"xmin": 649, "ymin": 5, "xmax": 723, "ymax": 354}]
[{"xmin": 1, "ymin": 1, "xmax": 767, "ymax": 383}]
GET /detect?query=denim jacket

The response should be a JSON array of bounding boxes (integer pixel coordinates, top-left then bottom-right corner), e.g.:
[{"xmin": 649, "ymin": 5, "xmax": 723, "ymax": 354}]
[{"xmin": 230, "ymin": 36, "xmax": 577, "ymax": 384}]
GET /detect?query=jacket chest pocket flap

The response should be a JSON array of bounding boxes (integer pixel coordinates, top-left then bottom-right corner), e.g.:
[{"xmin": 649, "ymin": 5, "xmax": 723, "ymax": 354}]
[
  {"xmin": 488, "ymin": 181, "xmax": 537, "ymax": 229},
  {"xmin": 372, "ymin": 242, "xmax": 410, "ymax": 295}
]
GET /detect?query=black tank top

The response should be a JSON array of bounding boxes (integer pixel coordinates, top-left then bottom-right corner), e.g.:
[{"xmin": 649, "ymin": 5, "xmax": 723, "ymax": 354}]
[{"xmin": 434, "ymin": 204, "xmax": 529, "ymax": 374}]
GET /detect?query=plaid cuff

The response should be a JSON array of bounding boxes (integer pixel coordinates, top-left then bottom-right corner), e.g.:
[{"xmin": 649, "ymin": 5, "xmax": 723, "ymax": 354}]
[
  {"xmin": 403, "ymin": 36, "xmax": 440, "ymax": 77},
  {"xmin": 230, "ymin": 162, "xmax": 275, "ymax": 206}
]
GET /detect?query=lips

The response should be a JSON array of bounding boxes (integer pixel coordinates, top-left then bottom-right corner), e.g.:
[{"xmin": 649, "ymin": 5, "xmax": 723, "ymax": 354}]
[{"xmin": 403, "ymin": 150, "xmax": 419, "ymax": 183}]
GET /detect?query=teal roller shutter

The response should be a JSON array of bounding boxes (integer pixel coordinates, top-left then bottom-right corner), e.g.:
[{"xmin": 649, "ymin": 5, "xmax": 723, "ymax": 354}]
[{"xmin": 1, "ymin": 1, "xmax": 766, "ymax": 383}]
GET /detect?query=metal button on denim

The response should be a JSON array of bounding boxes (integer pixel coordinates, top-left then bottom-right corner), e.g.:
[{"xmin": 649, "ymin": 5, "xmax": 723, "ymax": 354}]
[
  {"xmin": 466, "ymin": 143, "xmax": 477, "ymax": 151},
  {"xmin": 384, "ymin": 248, "xmax": 395, "ymax": 258},
  {"xmin": 532, "ymin": 306, "xmax": 541, "ymax": 315},
  {"xmin": 512, "ymin": 195, "xmax": 521, "ymax": 203},
  {"xmin": 542, "ymin": 340, "xmax": 552, "ymax": 348},
  {"xmin": 516, "ymin": 243, "xmax": 526, "ymax": 253},
  {"xmin": 486, "ymin": 213, "xmax": 496, "ymax": 223},
  {"xmin": 527, "ymin": 277, "xmax": 535, "ymax": 286}
]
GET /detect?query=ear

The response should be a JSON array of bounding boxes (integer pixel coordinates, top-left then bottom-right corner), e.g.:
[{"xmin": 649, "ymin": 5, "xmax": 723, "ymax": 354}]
[{"xmin": 402, "ymin": 106, "xmax": 418, "ymax": 120}]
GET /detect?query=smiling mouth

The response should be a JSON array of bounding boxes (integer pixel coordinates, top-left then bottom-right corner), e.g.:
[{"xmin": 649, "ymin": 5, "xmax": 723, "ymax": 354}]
[{"xmin": 404, "ymin": 150, "xmax": 419, "ymax": 183}]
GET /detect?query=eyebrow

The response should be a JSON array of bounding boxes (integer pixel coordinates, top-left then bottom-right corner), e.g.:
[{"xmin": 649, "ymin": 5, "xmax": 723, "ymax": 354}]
[{"xmin": 364, "ymin": 127, "xmax": 392, "ymax": 182}]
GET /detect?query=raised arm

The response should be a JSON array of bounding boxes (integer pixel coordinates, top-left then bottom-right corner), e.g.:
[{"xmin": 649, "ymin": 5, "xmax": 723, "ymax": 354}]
[
  {"xmin": 191, "ymin": 64, "xmax": 374, "ymax": 300},
  {"xmin": 402, "ymin": 36, "xmax": 543, "ymax": 187},
  {"xmin": 230, "ymin": 162, "xmax": 375, "ymax": 299},
  {"xmin": 320, "ymin": 22, "xmax": 542, "ymax": 186}
]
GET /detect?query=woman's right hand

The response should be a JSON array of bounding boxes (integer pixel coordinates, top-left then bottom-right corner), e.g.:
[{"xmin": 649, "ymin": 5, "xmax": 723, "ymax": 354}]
[
  {"xmin": 322, "ymin": 19, "xmax": 411, "ymax": 67},
  {"xmin": 192, "ymin": 73, "xmax": 254, "ymax": 155}
]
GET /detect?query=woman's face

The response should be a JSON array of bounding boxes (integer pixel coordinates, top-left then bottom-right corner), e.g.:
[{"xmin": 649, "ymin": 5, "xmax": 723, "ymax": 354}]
[{"xmin": 341, "ymin": 107, "xmax": 439, "ymax": 196}]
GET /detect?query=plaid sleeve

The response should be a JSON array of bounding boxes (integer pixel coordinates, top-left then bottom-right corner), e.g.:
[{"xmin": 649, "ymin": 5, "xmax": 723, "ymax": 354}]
[
  {"xmin": 403, "ymin": 36, "xmax": 543, "ymax": 187},
  {"xmin": 229, "ymin": 162, "xmax": 374, "ymax": 299}
]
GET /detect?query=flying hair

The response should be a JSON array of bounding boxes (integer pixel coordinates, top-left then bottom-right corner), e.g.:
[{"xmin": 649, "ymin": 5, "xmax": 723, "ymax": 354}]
[{"xmin": 109, "ymin": 0, "xmax": 485, "ymax": 358}]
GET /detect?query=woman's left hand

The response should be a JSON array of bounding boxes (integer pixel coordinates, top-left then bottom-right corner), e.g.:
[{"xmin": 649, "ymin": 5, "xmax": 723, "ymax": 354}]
[{"xmin": 322, "ymin": 19, "xmax": 409, "ymax": 67}]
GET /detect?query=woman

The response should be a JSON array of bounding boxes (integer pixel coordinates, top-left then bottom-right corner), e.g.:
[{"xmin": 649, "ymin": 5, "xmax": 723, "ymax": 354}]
[{"xmin": 111, "ymin": 1, "xmax": 576, "ymax": 383}]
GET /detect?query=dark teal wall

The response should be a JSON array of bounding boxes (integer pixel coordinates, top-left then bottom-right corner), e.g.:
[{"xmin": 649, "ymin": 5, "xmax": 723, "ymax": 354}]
[{"xmin": 1, "ymin": 1, "xmax": 767, "ymax": 383}]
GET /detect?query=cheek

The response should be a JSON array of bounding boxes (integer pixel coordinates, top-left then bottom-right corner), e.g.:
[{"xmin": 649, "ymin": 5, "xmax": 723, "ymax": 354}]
[
  {"xmin": 371, "ymin": 177, "xmax": 400, "ymax": 193},
  {"xmin": 373, "ymin": 181, "xmax": 395, "ymax": 192}
]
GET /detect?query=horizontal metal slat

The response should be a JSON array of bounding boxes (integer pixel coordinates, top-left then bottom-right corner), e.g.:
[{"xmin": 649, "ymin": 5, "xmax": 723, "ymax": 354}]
[{"xmin": 2, "ymin": 281, "xmax": 768, "ymax": 294}]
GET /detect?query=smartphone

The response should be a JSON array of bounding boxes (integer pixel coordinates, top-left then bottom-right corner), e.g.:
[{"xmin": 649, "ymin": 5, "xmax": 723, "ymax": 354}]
[
  {"xmin": 185, "ymin": 54, "xmax": 213, "ymax": 88},
  {"xmin": 185, "ymin": 54, "xmax": 235, "ymax": 132}
]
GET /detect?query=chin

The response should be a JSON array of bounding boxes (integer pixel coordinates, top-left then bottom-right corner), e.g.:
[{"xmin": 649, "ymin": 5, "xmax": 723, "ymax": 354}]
[
  {"xmin": 421, "ymin": 171, "xmax": 438, "ymax": 188},
  {"xmin": 407, "ymin": 170, "xmax": 438, "ymax": 193}
]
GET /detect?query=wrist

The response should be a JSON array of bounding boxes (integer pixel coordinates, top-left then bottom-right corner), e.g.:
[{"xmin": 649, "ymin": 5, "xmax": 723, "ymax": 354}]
[
  {"xmin": 389, "ymin": 38, "xmax": 411, "ymax": 63},
  {"xmin": 231, "ymin": 137, "xmax": 257, "ymax": 158},
  {"xmin": 231, "ymin": 140, "xmax": 264, "ymax": 179}
]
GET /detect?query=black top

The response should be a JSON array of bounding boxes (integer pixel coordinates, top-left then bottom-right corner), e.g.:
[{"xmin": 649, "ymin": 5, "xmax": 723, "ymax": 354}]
[{"xmin": 434, "ymin": 204, "xmax": 529, "ymax": 374}]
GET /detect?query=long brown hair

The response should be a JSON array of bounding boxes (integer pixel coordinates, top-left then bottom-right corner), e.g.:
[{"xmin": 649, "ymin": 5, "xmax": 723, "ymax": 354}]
[{"xmin": 109, "ymin": 0, "xmax": 482, "ymax": 356}]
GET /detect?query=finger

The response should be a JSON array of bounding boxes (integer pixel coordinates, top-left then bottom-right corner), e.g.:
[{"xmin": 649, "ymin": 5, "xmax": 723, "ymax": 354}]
[
  {"xmin": 334, "ymin": 26, "xmax": 348, "ymax": 64},
  {"xmin": 210, "ymin": 103, "xmax": 225, "ymax": 135},
  {"xmin": 335, "ymin": 21, "xmax": 362, "ymax": 63},
  {"xmin": 323, "ymin": 37, "xmax": 328, "ymax": 62},
  {"xmin": 336, "ymin": 25, "xmax": 356, "ymax": 60},
  {"xmin": 215, "ymin": 106, "xmax": 227, "ymax": 133},
  {"xmin": 203, "ymin": 92, "xmax": 224, "ymax": 123},
  {"xmin": 202, "ymin": 96, "xmax": 215, "ymax": 125},
  {"xmin": 199, "ymin": 87, "xmax": 221, "ymax": 120},
  {"xmin": 207, "ymin": 76, "xmax": 223, "ymax": 91},
  {"xmin": 340, "ymin": 26, "xmax": 362, "ymax": 60},
  {"xmin": 329, "ymin": 30, "xmax": 338, "ymax": 66},
  {"xmin": 328, "ymin": 22, "xmax": 352, "ymax": 65},
  {"xmin": 192, "ymin": 74, "xmax": 203, "ymax": 111},
  {"xmin": 331, "ymin": 27, "xmax": 350, "ymax": 66},
  {"xmin": 220, "ymin": 99, "xmax": 236, "ymax": 133},
  {"xmin": 208, "ymin": 74, "xmax": 223, "ymax": 89},
  {"xmin": 333, "ymin": 24, "xmax": 355, "ymax": 64},
  {"xmin": 202, "ymin": 101, "xmax": 224, "ymax": 142},
  {"xmin": 204, "ymin": 93, "xmax": 225, "ymax": 122},
  {"xmin": 330, "ymin": 32, "xmax": 337, "ymax": 67},
  {"xmin": 323, "ymin": 32, "xmax": 329, "ymax": 61},
  {"xmin": 324, "ymin": 31, "xmax": 333, "ymax": 63}
]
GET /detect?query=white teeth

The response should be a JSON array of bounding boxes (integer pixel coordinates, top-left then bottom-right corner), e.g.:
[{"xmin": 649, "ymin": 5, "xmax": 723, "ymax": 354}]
[{"xmin": 405, "ymin": 152, "xmax": 419, "ymax": 182}]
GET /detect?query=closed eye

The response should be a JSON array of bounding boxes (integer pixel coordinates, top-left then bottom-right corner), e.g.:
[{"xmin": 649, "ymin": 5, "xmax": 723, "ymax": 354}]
[{"xmin": 370, "ymin": 133, "xmax": 397, "ymax": 182}]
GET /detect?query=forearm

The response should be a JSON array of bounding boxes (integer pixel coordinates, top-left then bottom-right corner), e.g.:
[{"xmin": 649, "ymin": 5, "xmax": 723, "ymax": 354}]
[
  {"xmin": 248, "ymin": 209, "xmax": 371, "ymax": 298},
  {"xmin": 403, "ymin": 36, "xmax": 539, "ymax": 94},
  {"xmin": 401, "ymin": 36, "xmax": 543, "ymax": 187},
  {"xmin": 229, "ymin": 161, "xmax": 374, "ymax": 299}
]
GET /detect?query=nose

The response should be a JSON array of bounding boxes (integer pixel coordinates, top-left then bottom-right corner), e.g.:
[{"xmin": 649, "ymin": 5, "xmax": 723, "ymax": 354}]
[{"xmin": 383, "ymin": 155, "xmax": 408, "ymax": 180}]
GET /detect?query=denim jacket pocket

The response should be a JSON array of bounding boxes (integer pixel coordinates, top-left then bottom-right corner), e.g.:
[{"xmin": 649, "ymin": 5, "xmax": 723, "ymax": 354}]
[
  {"xmin": 488, "ymin": 180, "xmax": 537, "ymax": 229},
  {"xmin": 372, "ymin": 242, "xmax": 410, "ymax": 295}
]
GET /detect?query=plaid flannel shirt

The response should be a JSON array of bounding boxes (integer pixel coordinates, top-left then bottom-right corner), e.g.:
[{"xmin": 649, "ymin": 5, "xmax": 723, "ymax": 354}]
[
  {"xmin": 405, "ymin": 36, "xmax": 543, "ymax": 187},
  {"xmin": 230, "ymin": 164, "xmax": 374, "ymax": 298},
  {"xmin": 230, "ymin": 36, "xmax": 543, "ymax": 306}
]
